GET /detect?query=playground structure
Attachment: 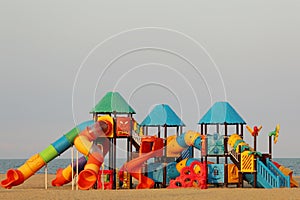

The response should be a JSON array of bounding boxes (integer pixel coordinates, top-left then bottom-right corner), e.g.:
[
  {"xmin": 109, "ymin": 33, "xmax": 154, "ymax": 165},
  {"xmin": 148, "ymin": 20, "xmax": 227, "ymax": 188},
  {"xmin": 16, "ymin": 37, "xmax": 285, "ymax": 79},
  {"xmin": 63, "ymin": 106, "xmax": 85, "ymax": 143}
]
[{"xmin": 1, "ymin": 91, "xmax": 298, "ymax": 190}]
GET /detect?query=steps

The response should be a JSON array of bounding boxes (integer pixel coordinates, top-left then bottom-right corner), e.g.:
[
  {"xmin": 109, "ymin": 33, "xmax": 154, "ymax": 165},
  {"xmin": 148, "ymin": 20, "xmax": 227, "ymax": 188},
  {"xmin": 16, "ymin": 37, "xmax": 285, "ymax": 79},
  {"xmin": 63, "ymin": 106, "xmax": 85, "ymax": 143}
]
[
  {"xmin": 256, "ymin": 158, "xmax": 280, "ymax": 188},
  {"xmin": 229, "ymin": 149, "xmax": 240, "ymax": 167},
  {"xmin": 131, "ymin": 130, "xmax": 141, "ymax": 150},
  {"xmin": 244, "ymin": 158, "xmax": 290, "ymax": 188}
]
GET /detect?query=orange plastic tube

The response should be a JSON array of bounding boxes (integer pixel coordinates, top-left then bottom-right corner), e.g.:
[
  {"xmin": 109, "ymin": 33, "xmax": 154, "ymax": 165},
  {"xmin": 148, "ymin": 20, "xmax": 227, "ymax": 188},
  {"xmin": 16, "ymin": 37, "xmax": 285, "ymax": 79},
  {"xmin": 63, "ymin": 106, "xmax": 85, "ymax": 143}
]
[
  {"xmin": 77, "ymin": 152, "xmax": 103, "ymax": 190},
  {"xmin": 51, "ymin": 165, "xmax": 73, "ymax": 186},
  {"xmin": 1, "ymin": 154, "xmax": 45, "ymax": 189},
  {"xmin": 0, "ymin": 169, "xmax": 25, "ymax": 189}
]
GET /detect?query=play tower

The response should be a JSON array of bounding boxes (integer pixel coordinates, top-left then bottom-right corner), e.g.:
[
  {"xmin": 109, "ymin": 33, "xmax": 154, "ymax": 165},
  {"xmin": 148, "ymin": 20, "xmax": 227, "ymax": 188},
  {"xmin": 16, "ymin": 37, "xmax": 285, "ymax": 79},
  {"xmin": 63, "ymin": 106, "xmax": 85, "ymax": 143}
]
[{"xmin": 90, "ymin": 91, "xmax": 140, "ymax": 189}]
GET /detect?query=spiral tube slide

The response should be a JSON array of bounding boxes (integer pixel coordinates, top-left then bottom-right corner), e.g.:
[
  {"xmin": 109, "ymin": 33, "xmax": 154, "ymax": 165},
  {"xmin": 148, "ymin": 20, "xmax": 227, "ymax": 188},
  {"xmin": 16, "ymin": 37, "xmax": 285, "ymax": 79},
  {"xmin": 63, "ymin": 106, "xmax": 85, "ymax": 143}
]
[
  {"xmin": 166, "ymin": 130, "xmax": 203, "ymax": 157},
  {"xmin": 0, "ymin": 120, "xmax": 94, "ymax": 189},
  {"xmin": 165, "ymin": 131, "xmax": 203, "ymax": 179},
  {"xmin": 74, "ymin": 116, "xmax": 113, "ymax": 190},
  {"xmin": 228, "ymin": 134, "xmax": 253, "ymax": 153},
  {"xmin": 52, "ymin": 116, "xmax": 113, "ymax": 189},
  {"xmin": 51, "ymin": 156, "xmax": 87, "ymax": 187}
]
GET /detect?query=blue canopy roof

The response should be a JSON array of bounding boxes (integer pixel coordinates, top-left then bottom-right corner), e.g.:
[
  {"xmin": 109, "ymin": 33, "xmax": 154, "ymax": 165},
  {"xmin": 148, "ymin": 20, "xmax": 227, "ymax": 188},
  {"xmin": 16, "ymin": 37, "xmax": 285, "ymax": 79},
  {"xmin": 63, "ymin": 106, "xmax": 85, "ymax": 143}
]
[
  {"xmin": 141, "ymin": 104, "xmax": 185, "ymax": 126},
  {"xmin": 198, "ymin": 102, "xmax": 246, "ymax": 124}
]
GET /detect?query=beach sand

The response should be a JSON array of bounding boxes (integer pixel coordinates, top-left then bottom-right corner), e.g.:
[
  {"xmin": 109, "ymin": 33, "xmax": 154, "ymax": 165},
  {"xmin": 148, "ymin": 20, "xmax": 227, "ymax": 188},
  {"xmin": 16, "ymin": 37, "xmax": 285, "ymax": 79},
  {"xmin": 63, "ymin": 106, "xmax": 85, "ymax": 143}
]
[{"xmin": 0, "ymin": 174, "xmax": 299, "ymax": 200}]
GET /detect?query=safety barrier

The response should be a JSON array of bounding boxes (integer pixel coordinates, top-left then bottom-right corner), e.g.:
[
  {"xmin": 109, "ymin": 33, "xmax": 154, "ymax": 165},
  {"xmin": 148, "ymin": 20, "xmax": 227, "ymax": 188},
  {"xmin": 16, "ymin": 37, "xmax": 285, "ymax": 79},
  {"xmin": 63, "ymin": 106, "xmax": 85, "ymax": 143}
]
[
  {"xmin": 257, "ymin": 158, "xmax": 280, "ymax": 188},
  {"xmin": 266, "ymin": 158, "xmax": 290, "ymax": 188},
  {"xmin": 132, "ymin": 130, "xmax": 141, "ymax": 146}
]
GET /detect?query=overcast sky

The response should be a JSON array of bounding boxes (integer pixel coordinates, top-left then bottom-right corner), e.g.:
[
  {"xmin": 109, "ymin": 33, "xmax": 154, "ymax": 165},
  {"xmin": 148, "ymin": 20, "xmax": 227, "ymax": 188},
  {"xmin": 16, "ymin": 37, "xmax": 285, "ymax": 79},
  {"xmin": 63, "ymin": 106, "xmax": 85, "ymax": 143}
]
[{"xmin": 0, "ymin": 0, "xmax": 299, "ymax": 159}]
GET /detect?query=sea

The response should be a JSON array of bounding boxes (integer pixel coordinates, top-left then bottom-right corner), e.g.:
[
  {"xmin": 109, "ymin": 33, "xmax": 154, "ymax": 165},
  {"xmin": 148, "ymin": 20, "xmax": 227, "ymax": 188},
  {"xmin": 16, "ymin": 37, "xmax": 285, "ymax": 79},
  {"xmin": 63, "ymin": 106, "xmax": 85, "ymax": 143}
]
[{"xmin": 0, "ymin": 158, "xmax": 299, "ymax": 176}]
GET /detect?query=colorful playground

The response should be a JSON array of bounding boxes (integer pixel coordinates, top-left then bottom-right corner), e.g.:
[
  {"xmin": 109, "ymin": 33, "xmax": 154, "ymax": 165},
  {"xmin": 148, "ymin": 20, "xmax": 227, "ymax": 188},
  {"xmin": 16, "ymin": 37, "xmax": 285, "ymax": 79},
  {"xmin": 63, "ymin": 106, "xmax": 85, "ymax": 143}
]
[{"xmin": 1, "ymin": 91, "xmax": 299, "ymax": 190}]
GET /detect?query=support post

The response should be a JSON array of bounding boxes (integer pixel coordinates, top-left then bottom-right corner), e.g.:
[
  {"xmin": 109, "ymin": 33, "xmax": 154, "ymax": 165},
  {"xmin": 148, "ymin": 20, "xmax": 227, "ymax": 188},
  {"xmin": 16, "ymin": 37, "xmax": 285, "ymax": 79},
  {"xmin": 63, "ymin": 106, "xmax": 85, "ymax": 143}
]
[
  {"xmin": 129, "ymin": 114, "xmax": 133, "ymax": 188},
  {"xmin": 224, "ymin": 123, "xmax": 228, "ymax": 163},
  {"xmin": 44, "ymin": 164, "xmax": 48, "ymax": 189},
  {"xmin": 269, "ymin": 135, "xmax": 272, "ymax": 160},
  {"xmin": 158, "ymin": 126, "xmax": 160, "ymax": 138},
  {"xmin": 113, "ymin": 113, "xmax": 117, "ymax": 189},
  {"xmin": 238, "ymin": 171, "xmax": 242, "ymax": 188},
  {"xmin": 254, "ymin": 157, "xmax": 257, "ymax": 188},
  {"xmin": 76, "ymin": 150, "xmax": 79, "ymax": 190},
  {"xmin": 240, "ymin": 124, "xmax": 244, "ymax": 138},
  {"xmin": 254, "ymin": 135, "xmax": 257, "ymax": 152},
  {"xmin": 224, "ymin": 123, "xmax": 228, "ymax": 187},
  {"xmin": 163, "ymin": 124, "xmax": 167, "ymax": 187},
  {"xmin": 71, "ymin": 146, "xmax": 74, "ymax": 190},
  {"xmin": 238, "ymin": 145, "xmax": 243, "ymax": 188}
]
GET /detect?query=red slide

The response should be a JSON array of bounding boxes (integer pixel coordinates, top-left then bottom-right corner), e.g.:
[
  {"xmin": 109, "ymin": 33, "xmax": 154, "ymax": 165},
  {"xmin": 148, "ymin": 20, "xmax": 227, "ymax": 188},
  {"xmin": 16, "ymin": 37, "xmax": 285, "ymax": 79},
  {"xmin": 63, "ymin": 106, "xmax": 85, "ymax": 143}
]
[{"xmin": 119, "ymin": 136, "xmax": 164, "ymax": 189}]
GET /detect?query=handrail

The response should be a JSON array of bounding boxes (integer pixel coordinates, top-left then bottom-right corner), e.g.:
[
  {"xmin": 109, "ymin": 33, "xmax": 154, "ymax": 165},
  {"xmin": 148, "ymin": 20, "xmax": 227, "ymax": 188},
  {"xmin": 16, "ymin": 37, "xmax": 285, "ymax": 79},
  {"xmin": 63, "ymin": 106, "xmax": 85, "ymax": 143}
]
[
  {"xmin": 266, "ymin": 158, "xmax": 290, "ymax": 188},
  {"xmin": 132, "ymin": 130, "xmax": 141, "ymax": 146},
  {"xmin": 229, "ymin": 149, "xmax": 239, "ymax": 163},
  {"xmin": 176, "ymin": 146, "xmax": 192, "ymax": 162},
  {"xmin": 257, "ymin": 158, "xmax": 280, "ymax": 188}
]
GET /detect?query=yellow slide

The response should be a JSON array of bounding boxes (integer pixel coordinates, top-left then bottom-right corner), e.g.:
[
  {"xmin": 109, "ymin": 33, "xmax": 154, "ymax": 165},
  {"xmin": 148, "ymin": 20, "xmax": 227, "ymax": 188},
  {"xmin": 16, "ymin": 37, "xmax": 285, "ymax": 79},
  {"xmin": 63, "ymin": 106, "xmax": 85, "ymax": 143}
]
[{"xmin": 278, "ymin": 165, "xmax": 299, "ymax": 188}]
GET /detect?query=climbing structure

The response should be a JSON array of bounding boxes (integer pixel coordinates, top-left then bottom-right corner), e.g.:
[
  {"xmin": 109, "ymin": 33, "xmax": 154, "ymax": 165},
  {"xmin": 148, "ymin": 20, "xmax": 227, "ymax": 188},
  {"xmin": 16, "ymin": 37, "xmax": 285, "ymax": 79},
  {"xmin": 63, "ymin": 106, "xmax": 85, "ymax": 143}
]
[
  {"xmin": 140, "ymin": 104, "xmax": 186, "ymax": 187},
  {"xmin": 90, "ymin": 91, "xmax": 140, "ymax": 189},
  {"xmin": 198, "ymin": 101, "xmax": 246, "ymax": 186}
]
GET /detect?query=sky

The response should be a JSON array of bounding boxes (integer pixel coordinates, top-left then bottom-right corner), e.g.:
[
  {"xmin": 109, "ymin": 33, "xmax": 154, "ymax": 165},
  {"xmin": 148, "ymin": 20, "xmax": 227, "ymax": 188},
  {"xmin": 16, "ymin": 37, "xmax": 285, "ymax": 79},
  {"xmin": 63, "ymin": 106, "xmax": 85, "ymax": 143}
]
[{"xmin": 0, "ymin": 0, "xmax": 299, "ymax": 159}]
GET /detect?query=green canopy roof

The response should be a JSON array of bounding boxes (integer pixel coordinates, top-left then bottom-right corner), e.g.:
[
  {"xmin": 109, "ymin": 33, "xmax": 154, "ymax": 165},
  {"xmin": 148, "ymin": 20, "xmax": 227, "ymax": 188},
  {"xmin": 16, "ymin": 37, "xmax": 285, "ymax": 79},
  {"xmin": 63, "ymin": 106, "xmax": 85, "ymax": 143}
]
[
  {"xmin": 140, "ymin": 104, "xmax": 185, "ymax": 127},
  {"xmin": 91, "ymin": 92, "xmax": 136, "ymax": 114},
  {"xmin": 198, "ymin": 101, "xmax": 246, "ymax": 125}
]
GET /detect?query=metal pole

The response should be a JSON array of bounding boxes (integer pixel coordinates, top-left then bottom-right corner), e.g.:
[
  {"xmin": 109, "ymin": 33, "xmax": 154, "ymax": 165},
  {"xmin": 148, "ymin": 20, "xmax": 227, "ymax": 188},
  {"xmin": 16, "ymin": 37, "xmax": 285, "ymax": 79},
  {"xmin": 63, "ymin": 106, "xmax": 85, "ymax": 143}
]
[
  {"xmin": 163, "ymin": 124, "xmax": 167, "ymax": 187},
  {"xmin": 241, "ymin": 124, "xmax": 244, "ymax": 139},
  {"xmin": 224, "ymin": 123, "xmax": 228, "ymax": 187},
  {"xmin": 158, "ymin": 126, "xmax": 160, "ymax": 138},
  {"xmin": 102, "ymin": 163, "xmax": 105, "ymax": 190},
  {"xmin": 71, "ymin": 146, "xmax": 74, "ymax": 190},
  {"xmin": 254, "ymin": 135, "xmax": 257, "ymax": 152},
  {"xmin": 129, "ymin": 114, "xmax": 133, "ymax": 188},
  {"xmin": 44, "ymin": 164, "xmax": 48, "ymax": 189},
  {"xmin": 113, "ymin": 113, "xmax": 117, "ymax": 189},
  {"xmin": 269, "ymin": 135, "xmax": 272, "ymax": 159},
  {"xmin": 254, "ymin": 157, "xmax": 257, "ymax": 188},
  {"xmin": 76, "ymin": 150, "xmax": 79, "ymax": 190}
]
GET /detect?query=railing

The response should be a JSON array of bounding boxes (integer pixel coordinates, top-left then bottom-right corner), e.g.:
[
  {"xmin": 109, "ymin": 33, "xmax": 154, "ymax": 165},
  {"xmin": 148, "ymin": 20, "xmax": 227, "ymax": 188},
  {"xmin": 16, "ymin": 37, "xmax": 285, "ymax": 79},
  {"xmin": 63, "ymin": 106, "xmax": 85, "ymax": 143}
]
[
  {"xmin": 132, "ymin": 130, "xmax": 141, "ymax": 146},
  {"xmin": 176, "ymin": 146, "xmax": 192, "ymax": 162},
  {"xmin": 257, "ymin": 158, "xmax": 280, "ymax": 188},
  {"xmin": 229, "ymin": 149, "xmax": 239, "ymax": 163},
  {"xmin": 266, "ymin": 158, "xmax": 290, "ymax": 188}
]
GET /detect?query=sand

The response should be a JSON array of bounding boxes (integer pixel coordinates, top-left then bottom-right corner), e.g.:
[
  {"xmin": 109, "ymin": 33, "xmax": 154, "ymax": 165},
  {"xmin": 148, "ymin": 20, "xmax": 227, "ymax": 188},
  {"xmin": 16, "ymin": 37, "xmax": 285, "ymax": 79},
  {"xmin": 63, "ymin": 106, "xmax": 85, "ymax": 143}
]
[{"xmin": 0, "ymin": 174, "xmax": 299, "ymax": 200}]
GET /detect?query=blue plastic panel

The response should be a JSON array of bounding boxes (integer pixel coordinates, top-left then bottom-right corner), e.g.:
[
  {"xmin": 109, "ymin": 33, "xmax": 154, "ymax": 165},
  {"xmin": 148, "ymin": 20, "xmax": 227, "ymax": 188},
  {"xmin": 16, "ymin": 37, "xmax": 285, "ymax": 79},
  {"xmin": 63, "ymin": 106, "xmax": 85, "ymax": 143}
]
[
  {"xmin": 207, "ymin": 133, "xmax": 224, "ymax": 155},
  {"xmin": 148, "ymin": 163, "xmax": 170, "ymax": 184},
  {"xmin": 208, "ymin": 164, "xmax": 224, "ymax": 184}
]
